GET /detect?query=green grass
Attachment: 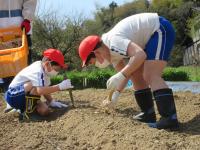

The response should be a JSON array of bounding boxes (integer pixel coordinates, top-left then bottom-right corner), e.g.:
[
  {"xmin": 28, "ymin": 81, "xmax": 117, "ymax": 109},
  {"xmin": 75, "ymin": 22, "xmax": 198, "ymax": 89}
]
[{"xmin": 166, "ymin": 66, "xmax": 200, "ymax": 81}]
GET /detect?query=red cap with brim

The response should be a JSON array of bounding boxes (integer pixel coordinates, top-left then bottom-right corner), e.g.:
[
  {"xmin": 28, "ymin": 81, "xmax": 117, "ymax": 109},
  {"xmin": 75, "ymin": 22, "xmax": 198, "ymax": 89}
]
[
  {"xmin": 78, "ymin": 35, "xmax": 100, "ymax": 67},
  {"xmin": 43, "ymin": 48, "xmax": 68, "ymax": 69}
]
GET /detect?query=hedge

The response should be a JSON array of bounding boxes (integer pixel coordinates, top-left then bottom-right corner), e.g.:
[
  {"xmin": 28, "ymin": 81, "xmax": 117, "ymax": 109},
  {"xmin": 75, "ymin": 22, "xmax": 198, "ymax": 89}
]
[
  {"xmin": 51, "ymin": 67, "xmax": 190, "ymax": 89},
  {"xmin": 162, "ymin": 68, "xmax": 190, "ymax": 81},
  {"xmin": 174, "ymin": 66, "xmax": 200, "ymax": 81},
  {"xmin": 51, "ymin": 68, "xmax": 115, "ymax": 89}
]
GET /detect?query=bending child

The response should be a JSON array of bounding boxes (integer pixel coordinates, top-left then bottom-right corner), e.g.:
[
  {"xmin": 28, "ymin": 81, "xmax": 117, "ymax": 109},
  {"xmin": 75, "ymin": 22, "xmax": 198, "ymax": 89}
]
[{"xmin": 78, "ymin": 13, "xmax": 179, "ymax": 129}]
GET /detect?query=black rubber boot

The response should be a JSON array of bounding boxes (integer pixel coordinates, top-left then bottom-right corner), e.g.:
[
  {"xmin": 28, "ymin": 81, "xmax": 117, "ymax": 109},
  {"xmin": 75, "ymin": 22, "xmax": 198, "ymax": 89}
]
[
  {"xmin": 133, "ymin": 88, "xmax": 156, "ymax": 123},
  {"xmin": 148, "ymin": 88, "xmax": 179, "ymax": 130}
]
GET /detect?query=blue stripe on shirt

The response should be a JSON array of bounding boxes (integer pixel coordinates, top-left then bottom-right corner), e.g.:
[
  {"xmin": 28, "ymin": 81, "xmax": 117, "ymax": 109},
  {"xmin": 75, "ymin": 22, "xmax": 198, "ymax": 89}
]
[
  {"xmin": 41, "ymin": 73, "xmax": 45, "ymax": 86},
  {"xmin": 0, "ymin": 9, "xmax": 22, "ymax": 18}
]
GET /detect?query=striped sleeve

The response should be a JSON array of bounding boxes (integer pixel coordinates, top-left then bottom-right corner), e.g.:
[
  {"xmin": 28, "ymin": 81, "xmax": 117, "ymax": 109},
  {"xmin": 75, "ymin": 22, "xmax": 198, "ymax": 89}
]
[{"xmin": 109, "ymin": 35, "xmax": 130, "ymax": 57}]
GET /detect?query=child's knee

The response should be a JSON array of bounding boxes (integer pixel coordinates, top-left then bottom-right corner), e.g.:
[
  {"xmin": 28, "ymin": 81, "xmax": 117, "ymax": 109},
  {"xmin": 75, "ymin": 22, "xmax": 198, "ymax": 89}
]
[
  {"xmin": 24, "ymin": 82, "xmax": 40, "ymax": 96},
  {"xmin": 29, "ymin": 88, "xmax": 40, "ymax": 96},
  {"xmin": 24, "ymin": 82, "xmax": 33, "ymax": 92}
]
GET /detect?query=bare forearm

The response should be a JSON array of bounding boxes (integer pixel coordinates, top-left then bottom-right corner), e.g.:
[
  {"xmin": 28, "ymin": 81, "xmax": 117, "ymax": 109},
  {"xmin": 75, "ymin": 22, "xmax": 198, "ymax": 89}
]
[
  {"xmin": 43, "ymin": 94, "xmax": 53, "ymax": 103},
  {"xmin": 121, "ymin": 51, "xmax": 146, "ymax": 77},
  {"xmin": 116, "ymin": 78, "xmax": 129, "ymax": 92},
  {"xmin": 121, "ymin": 42, "xmax": 146, "ymax": 77},
  {"xmin": 114, "ymin": 60, "xmax": 128, "ymax": 91},
  {"xmin": 36, "ymin": 85, "xmax": 60, "ymax": 95}
]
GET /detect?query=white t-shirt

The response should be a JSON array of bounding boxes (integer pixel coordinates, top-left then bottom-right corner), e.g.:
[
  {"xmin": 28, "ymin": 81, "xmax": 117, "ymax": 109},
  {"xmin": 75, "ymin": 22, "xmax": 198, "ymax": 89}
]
[
  {"xmin": 102, "ymin": 13, "xmax": 160, "ymax": 66},
  {"xmin": 9, "ymin": 61, "xmax": 51, "ymax": 88}
]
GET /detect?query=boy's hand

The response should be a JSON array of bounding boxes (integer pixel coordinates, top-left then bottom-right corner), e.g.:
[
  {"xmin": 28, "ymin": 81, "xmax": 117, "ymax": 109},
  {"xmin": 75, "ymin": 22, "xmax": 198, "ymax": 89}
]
[
  {"xmin": 21, "ymin": 19, "xmax": 31, "ymax": 33},
  {"xmin": 58, "ymin": 79, "xmax": 74, "ymax": 90},
  {"xmin": 106, "ymin": 72, "xmax": 126, "ymax": 90},
  {"xmin": 49, "ymin": 100, "xmax": 68, "ymax": 108}
]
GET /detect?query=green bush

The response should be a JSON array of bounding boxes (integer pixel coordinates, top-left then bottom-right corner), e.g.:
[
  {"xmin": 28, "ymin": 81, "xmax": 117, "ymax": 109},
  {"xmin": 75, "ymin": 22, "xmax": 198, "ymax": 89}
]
[
  {"xmin": 86, "ymin": 69, "xmax": 115, "ymax": 88},
  {"xmin": 175, "ymin": 66, "xmax": 200, "ymax": 81},
  {"xmin": 51, "ymin": 67, "xmax": 192, "ymax": 89},
  {"xmin": 51, "ymin": 75, "xmax": 64, "ymax": 85},
  {"xmin": 51, "ymin": 68, "xmax": 116, "ymax": 89},
  {"xmin": 162, "ymin": 68, "xmax": 190, "ymax": 81},
  {"xmin": 67, "ymin": 71, "xmax": 87, "ymax": 89}
]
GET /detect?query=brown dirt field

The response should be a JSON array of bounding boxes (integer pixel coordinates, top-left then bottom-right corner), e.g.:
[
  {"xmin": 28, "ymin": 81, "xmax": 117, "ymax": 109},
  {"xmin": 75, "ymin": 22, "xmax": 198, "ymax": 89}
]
[{"xmin": 0, "ymin": 89, "xmax": 200, "ymax": 150}]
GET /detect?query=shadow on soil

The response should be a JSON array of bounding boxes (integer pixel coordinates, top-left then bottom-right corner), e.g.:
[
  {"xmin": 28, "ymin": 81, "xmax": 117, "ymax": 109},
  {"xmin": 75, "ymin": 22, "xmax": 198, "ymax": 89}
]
[
  {"xmin": 25, "ymin": 100, "xmax": 99, "ymax": 122},
  {"xmin": 178, "ymin": 114, "xmax": 200, "ymax": 135}
]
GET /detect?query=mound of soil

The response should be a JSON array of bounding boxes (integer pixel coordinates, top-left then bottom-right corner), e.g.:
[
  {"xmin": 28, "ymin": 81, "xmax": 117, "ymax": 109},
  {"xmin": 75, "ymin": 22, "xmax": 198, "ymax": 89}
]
[{"xmin": 0, "ymin": 89, "xmax": 200, "ymax": 150}]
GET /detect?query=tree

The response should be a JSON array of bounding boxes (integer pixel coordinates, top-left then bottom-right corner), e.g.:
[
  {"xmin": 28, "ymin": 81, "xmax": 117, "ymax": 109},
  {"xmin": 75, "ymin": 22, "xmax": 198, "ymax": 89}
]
[
  {"xmin": 109, "ymin": 1, "xmax": 118, "ymax": 23},
  {"xmin": 32, "ymin": 12, "xmax": 85, "ymax": 70},
  {"xmin": 31, "ymin": 0, "xmax": 200, "ymax": 69}
]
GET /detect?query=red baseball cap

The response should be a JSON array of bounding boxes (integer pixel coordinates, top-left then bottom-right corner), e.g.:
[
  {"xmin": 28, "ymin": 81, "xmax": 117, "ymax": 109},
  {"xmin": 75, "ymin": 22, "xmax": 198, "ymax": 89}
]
[
  {"xmin": 43, "ymin": 48, "xmax": 67, "ymax": 68},
  {"xmin": 78, "ymin": 35, "xmax": 101, "ymax": 67}
]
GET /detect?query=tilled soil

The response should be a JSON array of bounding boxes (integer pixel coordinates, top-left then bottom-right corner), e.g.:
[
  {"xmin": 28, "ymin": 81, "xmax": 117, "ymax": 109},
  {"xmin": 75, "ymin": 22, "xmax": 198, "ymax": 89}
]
[{"xmin": 0, "ymin": 89, "xmax": 200, "ymax": 150}]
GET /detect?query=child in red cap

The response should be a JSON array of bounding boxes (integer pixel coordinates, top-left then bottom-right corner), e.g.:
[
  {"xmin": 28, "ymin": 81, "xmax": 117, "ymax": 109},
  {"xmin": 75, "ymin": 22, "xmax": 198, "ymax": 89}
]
[
  {"xmin": 4, "ymin": 49, "xmax": 73, "ymax": 116},
  {"xmin": 79, "ymin": 13, "xmax": 179, "ymax": 129}
]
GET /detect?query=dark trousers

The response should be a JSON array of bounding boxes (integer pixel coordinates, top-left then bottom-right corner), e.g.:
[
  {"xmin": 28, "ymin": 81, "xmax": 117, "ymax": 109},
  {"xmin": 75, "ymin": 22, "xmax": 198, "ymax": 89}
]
[{"xmin": 27, "ymin": 34, "xmax": 32, "ymax": 65}]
